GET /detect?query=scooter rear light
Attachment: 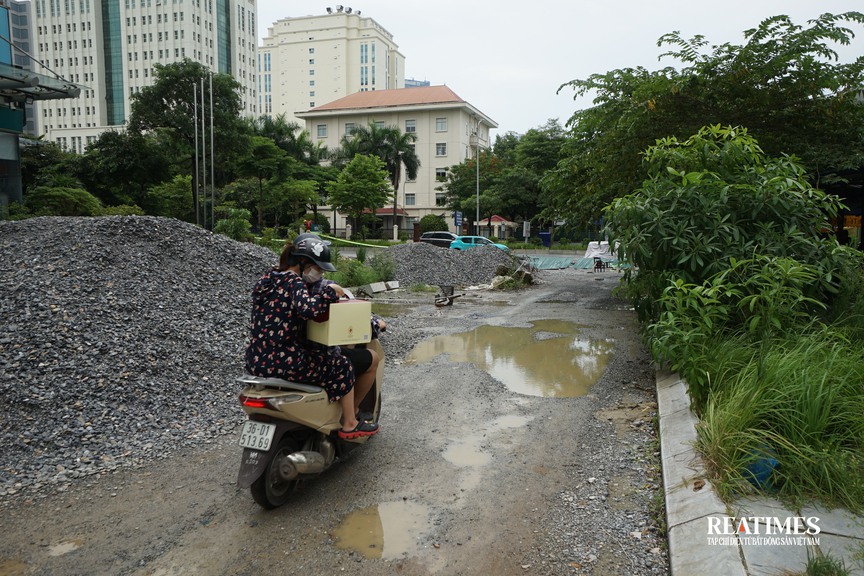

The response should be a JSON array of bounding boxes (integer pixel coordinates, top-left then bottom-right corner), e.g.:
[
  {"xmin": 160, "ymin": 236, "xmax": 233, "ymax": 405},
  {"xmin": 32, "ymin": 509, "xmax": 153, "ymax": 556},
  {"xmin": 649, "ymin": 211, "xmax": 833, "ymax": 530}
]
[{"xmin": 239, "ymin": 394, "xmax": 269, "ymax": 409}]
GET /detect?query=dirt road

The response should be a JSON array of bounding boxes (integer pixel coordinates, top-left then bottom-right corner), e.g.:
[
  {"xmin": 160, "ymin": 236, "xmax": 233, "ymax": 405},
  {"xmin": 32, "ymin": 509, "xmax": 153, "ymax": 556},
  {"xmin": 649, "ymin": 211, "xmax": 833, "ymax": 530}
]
[{"xmin": 0, "ymin": 268, "xmax": 667, "ymax": 576}]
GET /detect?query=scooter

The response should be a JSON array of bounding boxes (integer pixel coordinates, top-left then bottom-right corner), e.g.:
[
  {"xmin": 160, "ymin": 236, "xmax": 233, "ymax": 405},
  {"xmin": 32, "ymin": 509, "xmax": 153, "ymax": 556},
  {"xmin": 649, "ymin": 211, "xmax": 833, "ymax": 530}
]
[{"xmin": 235, "ymin": 339, "xmax": 383, "ymax": 509}]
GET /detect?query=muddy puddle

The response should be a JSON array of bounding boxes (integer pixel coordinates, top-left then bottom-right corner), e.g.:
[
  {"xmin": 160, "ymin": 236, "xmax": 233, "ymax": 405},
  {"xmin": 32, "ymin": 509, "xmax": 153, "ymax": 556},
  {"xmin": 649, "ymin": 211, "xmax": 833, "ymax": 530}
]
[
  {"xmin": 406, "ymin": 320, "xmax": 613, "ymax": 397},
  {"xmin": 0, "ymin": 556, "xmax": 29, "ymax": 575},
  {"xmin": 371, "ymin": 302, "xmax": 416, "ymax": 318},
  {"xmin": 332, "ymin": 500, "xmax": 431, "ymax": 560}
]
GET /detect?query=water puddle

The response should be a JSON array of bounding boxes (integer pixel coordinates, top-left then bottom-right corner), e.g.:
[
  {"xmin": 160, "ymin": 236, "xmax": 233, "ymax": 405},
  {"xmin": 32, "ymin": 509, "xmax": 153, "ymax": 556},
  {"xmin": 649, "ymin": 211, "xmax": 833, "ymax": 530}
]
[
  {"xmin": 0, "ymin": 556, "xmax": 29, "ymax": 575},
  {"xmin": 47, "ymin": 539, "xmax": 84, "ymax": 556},
  {"xmin": 442, "ymin": 414, "xmax": 530, "ymax": 468},
  {"xmin": 371, "ymin": 302, "xmax": 416, "ymax": 317},
  {"xmin": 406, "ymin": 320, "xmax": 613, "ymax": 397},
  {"xmin": 332, "ymin": 500, "xmax": 430, "ymax": 559}
]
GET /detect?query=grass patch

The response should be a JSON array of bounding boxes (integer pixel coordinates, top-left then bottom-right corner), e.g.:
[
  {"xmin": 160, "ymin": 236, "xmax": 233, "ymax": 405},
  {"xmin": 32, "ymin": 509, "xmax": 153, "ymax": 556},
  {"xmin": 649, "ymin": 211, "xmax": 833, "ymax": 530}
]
[{"xmin": 695, "ymin": 325, "xmax": 864, "ymax": 512}]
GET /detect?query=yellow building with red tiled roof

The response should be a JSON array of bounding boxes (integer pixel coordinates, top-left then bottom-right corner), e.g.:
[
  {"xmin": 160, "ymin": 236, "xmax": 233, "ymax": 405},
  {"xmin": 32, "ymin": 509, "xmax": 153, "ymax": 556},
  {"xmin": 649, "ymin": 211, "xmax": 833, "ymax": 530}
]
[{"xmin": 297, "ymin": 85, "xmax": 497, "ymax": 235}]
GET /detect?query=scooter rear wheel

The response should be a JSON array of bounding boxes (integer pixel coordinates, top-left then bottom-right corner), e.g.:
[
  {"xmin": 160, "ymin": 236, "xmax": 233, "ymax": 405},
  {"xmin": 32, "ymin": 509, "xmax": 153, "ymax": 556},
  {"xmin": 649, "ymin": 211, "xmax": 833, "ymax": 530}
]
[{"xmin": 250, "ymin": 435, "xmax": 301, "ymax": 509}]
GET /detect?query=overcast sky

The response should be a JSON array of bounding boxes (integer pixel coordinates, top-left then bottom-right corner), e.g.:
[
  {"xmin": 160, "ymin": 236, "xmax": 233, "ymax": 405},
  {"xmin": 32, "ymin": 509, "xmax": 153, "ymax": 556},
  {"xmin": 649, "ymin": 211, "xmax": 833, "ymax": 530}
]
[{"xmin": 256, "ymin": 1, "xmax": 864, "ymax": 136}]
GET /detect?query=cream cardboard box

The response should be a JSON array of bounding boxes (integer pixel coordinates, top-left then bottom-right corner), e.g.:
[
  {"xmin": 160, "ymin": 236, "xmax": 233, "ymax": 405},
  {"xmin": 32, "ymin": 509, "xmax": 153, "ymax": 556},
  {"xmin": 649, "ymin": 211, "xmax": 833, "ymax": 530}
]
[{"xmin": 307, "ymin": 300, "xmax": 372, "ymax": 346}]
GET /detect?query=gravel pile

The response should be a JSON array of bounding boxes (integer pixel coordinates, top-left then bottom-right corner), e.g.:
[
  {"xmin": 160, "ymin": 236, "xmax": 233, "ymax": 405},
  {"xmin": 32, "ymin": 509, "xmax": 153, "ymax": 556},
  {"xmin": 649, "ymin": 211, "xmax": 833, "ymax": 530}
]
[
  {"xmin": 0, "ymin": 216, "xmax": 277, "ymax": 499},
  {"xmin": 390, "ymin": 241, "xmax": 517, "ymax": 287},
  {"xmin": 0, "ymin": 216, "xmax": 515, "ymax": 500}
]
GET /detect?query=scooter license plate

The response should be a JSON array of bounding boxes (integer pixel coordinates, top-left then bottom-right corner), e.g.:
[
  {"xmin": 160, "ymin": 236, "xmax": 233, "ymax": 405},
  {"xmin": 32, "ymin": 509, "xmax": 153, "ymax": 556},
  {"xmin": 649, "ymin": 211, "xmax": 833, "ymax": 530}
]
[{"xmin": 238, "ymin": 421, "xmax": 276, "ymax": 451}]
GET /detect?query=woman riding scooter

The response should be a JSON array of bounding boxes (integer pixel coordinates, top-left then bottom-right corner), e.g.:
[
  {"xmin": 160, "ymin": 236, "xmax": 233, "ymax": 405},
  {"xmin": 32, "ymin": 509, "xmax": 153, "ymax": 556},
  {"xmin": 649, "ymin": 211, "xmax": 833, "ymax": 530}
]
[
  {"xmin": 244, "ymin": 236, "xmax": 379, "ymax": 440},
  {"xmin": 295, "ymin": 232, "xmax": 385, "ymax": 423}
]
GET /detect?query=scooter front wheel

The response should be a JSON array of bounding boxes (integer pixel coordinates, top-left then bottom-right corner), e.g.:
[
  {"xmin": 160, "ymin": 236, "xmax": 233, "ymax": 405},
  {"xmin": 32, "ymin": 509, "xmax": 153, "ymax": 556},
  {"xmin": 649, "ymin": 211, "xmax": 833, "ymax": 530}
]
[{"xmin": 250, "ymin": 435, "xmax": 301, "ymax": 509}]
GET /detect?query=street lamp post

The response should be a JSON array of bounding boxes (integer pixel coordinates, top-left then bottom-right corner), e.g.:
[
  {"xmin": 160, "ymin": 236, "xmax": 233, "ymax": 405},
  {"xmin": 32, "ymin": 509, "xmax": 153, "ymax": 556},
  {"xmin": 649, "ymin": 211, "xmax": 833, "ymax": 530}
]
[{"xmin": 472, "ymin": 117, "xmax": 481, "ymax": 236}]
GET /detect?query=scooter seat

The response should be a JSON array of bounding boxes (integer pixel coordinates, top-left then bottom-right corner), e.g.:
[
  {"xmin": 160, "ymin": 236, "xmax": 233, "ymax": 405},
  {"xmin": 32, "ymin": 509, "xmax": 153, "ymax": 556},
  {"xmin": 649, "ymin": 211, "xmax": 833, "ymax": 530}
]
[{"xmin": 235, "ymin": 374, "xmax": 324, "ymax": 394}]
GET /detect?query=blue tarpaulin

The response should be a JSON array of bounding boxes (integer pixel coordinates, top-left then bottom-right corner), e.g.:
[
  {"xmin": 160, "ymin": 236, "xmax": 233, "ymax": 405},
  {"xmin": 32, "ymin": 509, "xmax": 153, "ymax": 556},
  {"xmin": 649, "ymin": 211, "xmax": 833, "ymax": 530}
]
[{"xmin": 523, "ymin": 256, "xmax": 619, "ymax": 270}]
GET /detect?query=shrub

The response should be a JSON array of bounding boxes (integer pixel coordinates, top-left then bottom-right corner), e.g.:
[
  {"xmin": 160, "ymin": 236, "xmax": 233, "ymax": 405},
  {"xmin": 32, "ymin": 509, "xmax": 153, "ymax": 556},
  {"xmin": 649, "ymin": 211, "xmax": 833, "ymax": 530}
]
[
  {"xmin": 418, "ymin": 213, "xmax": 448, "ymax": 234},
  {"xmin": 102, "ymin": 204, "xmax": 145, "ymax": 216},
  {"xmin": 368, "ymin": 252, "xmax": 396, "ymax": 282},
  {"xmin": 606, "ymin": 125, "xmax": 846, "ymax": 325},
  {"xmin": 26, "ymin": 186, "xmax": 103, "ymax": 216},
  {"xmin": 214, "ymin": 207, "xmax": 253, "ymax": 242}
]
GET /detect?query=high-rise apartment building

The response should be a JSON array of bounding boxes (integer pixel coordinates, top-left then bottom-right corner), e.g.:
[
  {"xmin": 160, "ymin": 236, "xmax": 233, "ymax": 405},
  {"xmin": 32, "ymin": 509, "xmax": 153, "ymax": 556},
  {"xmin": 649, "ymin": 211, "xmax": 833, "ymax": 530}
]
[
  {"xmin": 259, "ymin": 8, "xmax": 404, "ymax": 123},
  {"xmin": 31, "ymin": 0, "xmax": 259, "ymax": 153}
]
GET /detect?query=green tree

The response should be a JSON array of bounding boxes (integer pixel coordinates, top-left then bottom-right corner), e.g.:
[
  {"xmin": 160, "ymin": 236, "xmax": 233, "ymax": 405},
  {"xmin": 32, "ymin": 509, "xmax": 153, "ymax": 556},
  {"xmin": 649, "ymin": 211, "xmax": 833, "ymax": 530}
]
[
  {"xmin": 266, "ymin": 178, "xmax": 320, "ymax": 230},
  {"xmin": 338, "ymin": 122, "xmax": 419, "ymax": 222},
  {"xmin": 439, "ymin": 148, "xmax": 501, "ymax": 231},
  {"xmin": 325, "ymin": 154, "xmax": 391, "ymax": 238},
  {"xmin": 148, "ymin": 175, "xmax": 195, "ymax": 222},
  {"xmin": 127, "ymin": 59, "xmax": 249, "ymax": 189},
  {"xmin": 76, "ymin": 130, "xmax": 172, "ymax": 211},
  {"xmin": 549, "ymin": 12, "xmax": 864, "ymax": 228},
  {"xmin": 237, "ymin": 136, "xmax": 285, "ymax": 230},
  {"xmin": 606, "ymin": 125, "xmax": 847, "ymax": 324},
  {"xmin": 246, "ymin": 113, "xmax": 329, "ymax": 164},
  {"xmin": 19, "ymin": 140, "xmax": 81, "ymax": 193}
]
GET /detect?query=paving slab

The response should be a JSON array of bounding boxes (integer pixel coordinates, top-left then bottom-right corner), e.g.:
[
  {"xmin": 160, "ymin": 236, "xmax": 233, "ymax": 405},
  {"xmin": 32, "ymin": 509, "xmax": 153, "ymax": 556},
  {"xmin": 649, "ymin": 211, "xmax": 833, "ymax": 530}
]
[
  {"xmin": 799, "ymin": 504, "xmax": 864, "ymax": 538},
  {"xmin": 668, "ymin": 517, "xmax": 747, "ymax": 576},
  {"xmin": 658, "ymin": 407, "xmax": 699, "ymax": 459},
  {"xmin": 817, "ymin": 533, "xmax": 864, "ymax": 575}
]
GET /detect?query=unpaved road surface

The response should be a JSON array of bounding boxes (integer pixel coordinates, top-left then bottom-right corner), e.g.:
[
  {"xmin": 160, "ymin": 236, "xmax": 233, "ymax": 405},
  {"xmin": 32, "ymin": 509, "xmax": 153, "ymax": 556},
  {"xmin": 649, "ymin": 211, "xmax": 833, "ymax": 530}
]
[{"xmin": 0, "ymin": 268, "xmax": 668, "ymax": 575}]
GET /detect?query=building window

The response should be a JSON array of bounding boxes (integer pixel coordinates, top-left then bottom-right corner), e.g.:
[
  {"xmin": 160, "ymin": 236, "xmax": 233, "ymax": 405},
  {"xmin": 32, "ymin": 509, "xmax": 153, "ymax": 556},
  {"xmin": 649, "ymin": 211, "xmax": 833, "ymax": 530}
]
[
  {"xmin": 435, "ymin": 193, "xmax": 447, "ymax": 207},
  {"xmin": 435, "ymin": 117, "xmax": 447, "ymax": 132},
  {"xmin": 309, "ymin": 47, "xmax": 314, "ymax": 54},
  {"xmin": 436, "ymin": 143, "xmax": 447, "ymax": 156},
  {"xmin": 309, "ymin": 59, "xmax": 314, "ymax": 65},
  {"xmin": 374, "ymin": 121, "xmax": 384, "ymax": 129},
  {"xmin": 317, "ymin": 124, "xmax": 327, "ymax": 138},
  {"xmin": 309, "ymin": 69, "xmax": 315, "ymax": 76},
  {"xmin": 435, "ymin": 168, "xmax": 447, "ymax": 181},
  {"xmin": 405, "ymin": 194, "xmax": 416, "ymax": 206},
  {"xmin": 345, "ymin": 122, "xmax": 355, "ymax": 136},
  {"xmin": 405, "ymin": 119, "xmax": 415, "ymax": 133},
  {"xmin": 309, "ymin": 91, "xmax": 315, "ymax": 97}
]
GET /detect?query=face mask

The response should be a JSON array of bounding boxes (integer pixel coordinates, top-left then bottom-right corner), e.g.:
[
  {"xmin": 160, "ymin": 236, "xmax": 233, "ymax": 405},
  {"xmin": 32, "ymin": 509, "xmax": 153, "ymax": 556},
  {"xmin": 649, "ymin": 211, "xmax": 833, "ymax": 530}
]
[{"xmin": 302, "ymin": 267, "xmax": 323, "ymax": 284}]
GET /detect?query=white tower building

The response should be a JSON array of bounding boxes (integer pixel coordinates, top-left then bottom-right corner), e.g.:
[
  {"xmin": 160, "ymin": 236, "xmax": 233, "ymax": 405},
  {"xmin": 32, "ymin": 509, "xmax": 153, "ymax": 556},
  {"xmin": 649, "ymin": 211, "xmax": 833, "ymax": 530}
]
[{"xmin": 259, "ymin": 7, "xmax": 404, "ymax": 123}]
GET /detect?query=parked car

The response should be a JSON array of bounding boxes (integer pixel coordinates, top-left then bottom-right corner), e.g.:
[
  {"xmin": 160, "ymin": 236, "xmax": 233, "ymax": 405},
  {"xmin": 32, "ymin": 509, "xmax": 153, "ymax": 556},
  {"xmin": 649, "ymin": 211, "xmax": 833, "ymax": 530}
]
[
  {"xmin": 418, "ymin": 231, "xmax": 458, "ymax": 248},
  {"xmin": 449, "ymin": 235, "xmax": 510, "ymax": 252}
]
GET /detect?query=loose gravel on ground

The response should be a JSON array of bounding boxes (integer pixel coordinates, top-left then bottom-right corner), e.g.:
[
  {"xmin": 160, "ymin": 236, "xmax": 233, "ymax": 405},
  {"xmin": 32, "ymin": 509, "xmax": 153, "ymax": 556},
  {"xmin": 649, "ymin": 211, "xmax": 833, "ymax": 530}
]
[
  {"xmin": 0, "ymin": 216, "xmax": 519, "ymax": 499},
  {"xmin": 0, "ymin": 216, "xmax": 667, "ymax": 575}
]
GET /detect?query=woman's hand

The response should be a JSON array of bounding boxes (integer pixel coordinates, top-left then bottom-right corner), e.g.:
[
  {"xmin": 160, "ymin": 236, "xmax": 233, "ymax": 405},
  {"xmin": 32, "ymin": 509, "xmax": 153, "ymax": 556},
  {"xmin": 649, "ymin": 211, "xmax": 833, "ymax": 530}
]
[{"xmin": 328, "ymin": 283, "xmax": 346, "ymax": 298}]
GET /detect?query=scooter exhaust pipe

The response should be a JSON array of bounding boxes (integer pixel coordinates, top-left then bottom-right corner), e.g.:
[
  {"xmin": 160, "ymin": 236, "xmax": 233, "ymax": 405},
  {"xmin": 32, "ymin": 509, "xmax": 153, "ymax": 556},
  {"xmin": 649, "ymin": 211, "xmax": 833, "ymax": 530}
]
[{"xmin": 277, "ymin": 451, "xmax": 328, "ymax": 481}]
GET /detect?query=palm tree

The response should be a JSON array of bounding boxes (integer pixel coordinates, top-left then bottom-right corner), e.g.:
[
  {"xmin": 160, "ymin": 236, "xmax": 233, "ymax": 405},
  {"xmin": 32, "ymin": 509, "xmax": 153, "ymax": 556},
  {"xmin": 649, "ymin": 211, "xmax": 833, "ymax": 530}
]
[
  {"xmin": 339, "ymin": 122, "xmax": 420, "ymax": 228},
  {"xmin": 248, "ymin": 113, "xmax": 329, "ymax": 165}
]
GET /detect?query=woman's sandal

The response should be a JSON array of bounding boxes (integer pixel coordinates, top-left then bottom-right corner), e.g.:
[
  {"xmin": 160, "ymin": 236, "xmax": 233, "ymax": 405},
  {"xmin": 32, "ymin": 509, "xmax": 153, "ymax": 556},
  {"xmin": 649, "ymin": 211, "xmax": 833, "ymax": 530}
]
[{"xmin": 338, "ymin": 420, "xmax": 380, "ymax": 440}]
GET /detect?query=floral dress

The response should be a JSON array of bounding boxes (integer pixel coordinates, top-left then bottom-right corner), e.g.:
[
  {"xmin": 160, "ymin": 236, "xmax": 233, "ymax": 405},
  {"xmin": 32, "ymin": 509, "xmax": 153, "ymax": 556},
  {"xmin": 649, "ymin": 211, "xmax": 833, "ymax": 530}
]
[{"xmin": 244, "ymin": 270, "xmax": 355, "ymax": 402}]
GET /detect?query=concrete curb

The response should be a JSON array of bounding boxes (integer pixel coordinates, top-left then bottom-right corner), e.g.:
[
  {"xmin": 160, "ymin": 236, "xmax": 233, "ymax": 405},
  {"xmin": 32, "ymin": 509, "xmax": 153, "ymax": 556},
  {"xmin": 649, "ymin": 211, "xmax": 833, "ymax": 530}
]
[{"xmin": 656, "ymin": 371, "xmax": 746, "ymax": 576}]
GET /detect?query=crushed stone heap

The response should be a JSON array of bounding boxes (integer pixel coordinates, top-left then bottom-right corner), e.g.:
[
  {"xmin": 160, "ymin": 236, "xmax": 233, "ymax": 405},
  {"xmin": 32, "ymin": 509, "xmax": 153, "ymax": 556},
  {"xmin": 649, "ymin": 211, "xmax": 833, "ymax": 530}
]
[
  {"xmin": 389, "ymin": 241, "xmax": 516, "ymax": 287},
  {"xmin": 0, "ymin": 216, "xmax": 275, "ymax": 498},
  {"xmin": 0, "ymin": 216, "xmax": 515, "ymax": 499}
]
